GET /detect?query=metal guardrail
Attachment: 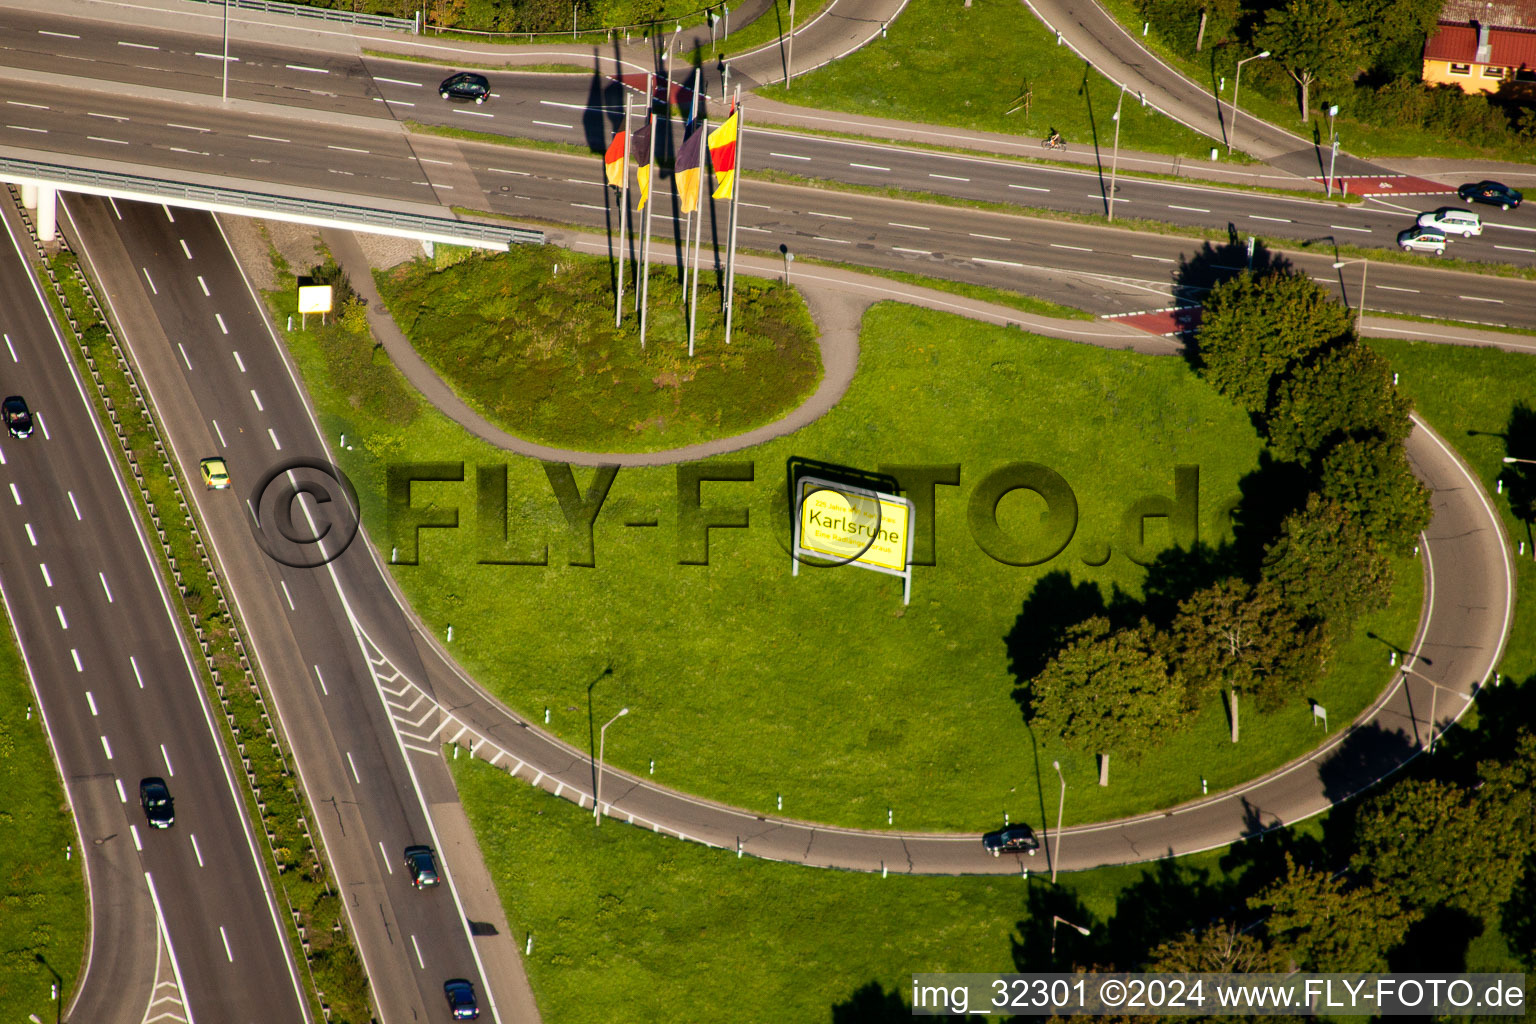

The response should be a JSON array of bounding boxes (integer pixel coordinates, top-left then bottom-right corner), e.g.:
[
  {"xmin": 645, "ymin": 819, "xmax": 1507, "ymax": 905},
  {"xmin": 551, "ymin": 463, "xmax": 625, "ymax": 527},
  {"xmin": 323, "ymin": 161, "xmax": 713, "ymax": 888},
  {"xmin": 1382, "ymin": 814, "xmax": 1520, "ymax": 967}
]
[
  {"xmin": 0, "ymin": 155, "xmax": 543, "ymax": 249},
  {"xmin": 182, "ymin": 0, "xmax": 417, "ymax": 33}
]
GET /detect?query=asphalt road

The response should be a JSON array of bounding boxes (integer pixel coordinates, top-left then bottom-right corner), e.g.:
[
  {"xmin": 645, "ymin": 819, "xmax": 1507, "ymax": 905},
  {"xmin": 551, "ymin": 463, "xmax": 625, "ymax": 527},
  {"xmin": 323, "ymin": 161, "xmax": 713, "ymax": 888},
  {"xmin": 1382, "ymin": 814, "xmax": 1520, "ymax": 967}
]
[{"xmin": 0, "ymin": 200, "xmax": 308, "ymax": 1022}]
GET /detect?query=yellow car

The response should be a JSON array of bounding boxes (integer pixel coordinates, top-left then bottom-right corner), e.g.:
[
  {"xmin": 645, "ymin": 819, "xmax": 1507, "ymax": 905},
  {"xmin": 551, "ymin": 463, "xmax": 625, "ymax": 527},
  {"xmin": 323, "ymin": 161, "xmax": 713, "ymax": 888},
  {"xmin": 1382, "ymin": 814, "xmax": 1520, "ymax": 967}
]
[{"xmin": 199, "ymin": 457, "xmax": 230, "ymax": 490}]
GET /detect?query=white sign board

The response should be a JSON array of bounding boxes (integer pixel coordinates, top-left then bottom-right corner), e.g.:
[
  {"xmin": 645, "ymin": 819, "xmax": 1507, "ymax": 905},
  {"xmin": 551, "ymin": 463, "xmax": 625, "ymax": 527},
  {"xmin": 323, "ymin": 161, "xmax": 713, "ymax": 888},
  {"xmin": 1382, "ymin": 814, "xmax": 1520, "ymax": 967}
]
[{"xmin": 791, "ymin": 474, "xmax": 915, "ymax": 604}]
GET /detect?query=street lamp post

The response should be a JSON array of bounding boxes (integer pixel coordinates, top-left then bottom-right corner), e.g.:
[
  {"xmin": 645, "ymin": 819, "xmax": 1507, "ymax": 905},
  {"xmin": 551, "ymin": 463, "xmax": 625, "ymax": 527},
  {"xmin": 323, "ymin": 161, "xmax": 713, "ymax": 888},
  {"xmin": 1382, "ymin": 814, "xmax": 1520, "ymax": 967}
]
[
  {"xmin": 1051, "ymin": 915, "xmax": 1091, "ymax": 958},
  {"xmin": 1399, "ymin": 664, "xmax": 1464, "ymax": 754},
  {"xmin": 1228, "ymin": 50, "xmax": 1270, "ymax": 156},
  {"xmin": 1107, "ymin": 88, "xmax": 1125, "ymax": 223},
  {"xmin": 1326, "ymin": 103, "xmax": 1340, "ymax": 197},
  {"xmin": 1332, "ymin": 259, "xmax": 1368, "ymax": 334},
  {"xmin": 1050, "ymin": 760, "xmax": 1066, "ymax": 884},
  {"xmin": 593, "ymin": 707, "xmax": 629, "ymax": 825}
]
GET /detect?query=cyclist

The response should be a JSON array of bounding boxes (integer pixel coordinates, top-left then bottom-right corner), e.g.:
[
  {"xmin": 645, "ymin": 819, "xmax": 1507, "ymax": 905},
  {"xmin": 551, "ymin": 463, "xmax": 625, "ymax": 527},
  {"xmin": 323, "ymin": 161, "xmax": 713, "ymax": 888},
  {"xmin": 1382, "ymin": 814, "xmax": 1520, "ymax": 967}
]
[{"xmin": 1045, "ymin": 127, "xmax": 1064, "ymax": 148}]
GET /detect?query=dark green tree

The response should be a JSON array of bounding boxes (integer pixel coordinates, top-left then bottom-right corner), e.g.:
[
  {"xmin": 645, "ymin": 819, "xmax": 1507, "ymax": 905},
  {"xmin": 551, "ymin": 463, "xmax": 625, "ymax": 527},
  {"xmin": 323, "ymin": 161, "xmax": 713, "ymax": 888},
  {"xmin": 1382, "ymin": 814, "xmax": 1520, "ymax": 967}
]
[
  {"xmin": 1265, "ymin": 338, "xmax": 1413, "ymax": 461},
  {"xmin": 1195, "ymin": 271, "xmax": 1353, "ymax": 415},
  {"xmin": 1255, "ymin": 0, "xmax": 1364, "ymax": 122},
  {"xmin": 1030, "ymin": 618, "xmax": 1184, "ymax": 787},
  {"xmin": 1262, "ymin": 494, "xmax": 1393, "ymax": 634},
  {"xmin": 1317, "ymin": 435, "xmax": 1433, "ymax": 554},
  {"xmin": 1250, "ymin": 855, "xmax": 1419, "ymax": 971},
  {"xmin": 1146, "ymin": 920, "xmax": 1291, "ymax": 972},
  {"xmin": 1342, "ymin": 0, "xmax": 1443, "ymax": 77}
]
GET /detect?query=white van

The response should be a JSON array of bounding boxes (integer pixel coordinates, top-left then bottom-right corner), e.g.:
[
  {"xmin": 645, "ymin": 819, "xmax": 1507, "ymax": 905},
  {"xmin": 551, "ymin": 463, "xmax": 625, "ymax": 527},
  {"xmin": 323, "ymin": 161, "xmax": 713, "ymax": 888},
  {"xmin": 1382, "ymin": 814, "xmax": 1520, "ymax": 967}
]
[{"xmin": 1416, "ymin": 208, "xmax": 1483, "ymax": 237}]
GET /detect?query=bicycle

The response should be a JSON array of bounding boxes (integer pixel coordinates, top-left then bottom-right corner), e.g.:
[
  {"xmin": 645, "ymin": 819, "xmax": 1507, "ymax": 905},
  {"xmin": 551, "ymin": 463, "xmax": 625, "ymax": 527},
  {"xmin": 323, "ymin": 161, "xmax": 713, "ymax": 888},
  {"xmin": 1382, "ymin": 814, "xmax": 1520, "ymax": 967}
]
[{"xmin": 1041, "ymin": 135, "xmax": 1067, "ymax": 151}]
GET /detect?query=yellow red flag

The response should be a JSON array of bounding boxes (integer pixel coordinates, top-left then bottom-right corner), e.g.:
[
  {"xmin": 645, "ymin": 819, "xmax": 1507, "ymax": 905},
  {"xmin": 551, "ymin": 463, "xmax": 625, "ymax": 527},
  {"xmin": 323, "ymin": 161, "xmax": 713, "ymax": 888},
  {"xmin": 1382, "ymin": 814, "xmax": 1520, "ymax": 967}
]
[{"xmin": 708, "ymin": 110, "xmax": 739, "ymax": 200}]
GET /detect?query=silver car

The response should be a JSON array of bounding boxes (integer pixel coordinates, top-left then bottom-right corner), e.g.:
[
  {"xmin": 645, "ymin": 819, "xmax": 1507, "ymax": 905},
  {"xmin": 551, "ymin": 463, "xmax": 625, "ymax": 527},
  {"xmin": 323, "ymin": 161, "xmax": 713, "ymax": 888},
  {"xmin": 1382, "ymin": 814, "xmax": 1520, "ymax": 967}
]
[
  {"xmin": 1416, "ymin": 207, "xmax": 1482, "ymax": 237},
  {"xmin": 1397, "ymin": 225, "xmax": 1447, "ymax": 255}
]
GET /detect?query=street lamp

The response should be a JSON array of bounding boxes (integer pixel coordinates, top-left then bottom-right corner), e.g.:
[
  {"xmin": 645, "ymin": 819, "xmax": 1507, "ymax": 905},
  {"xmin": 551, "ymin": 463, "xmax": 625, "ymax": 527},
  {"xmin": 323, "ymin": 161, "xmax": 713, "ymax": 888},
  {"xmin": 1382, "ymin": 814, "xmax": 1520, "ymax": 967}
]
[
  {"xmin": 593, "ymin": 707, "xmax": 629, "ymax": 825},
  {"xmin": 1399, "ymin": 664, "xmax": 1465, "ymax": 754},
  {"xmin": 1050, "ymin": 760, "xmax": 1066, "ymax": 884},
  {"xmin": 1504, "ymin": 457, "xmax": 1536, "ymax": 464},
  {"xmin": 1332, "ymin": 259, "xmax": 1368, "ymax": 335},
  {"xmin": 1051, "ymin": 915, "xmax": 1091, "ymax": 958},
  {"xmin": 1326, "ymin": 103, "xmax": 1340, "ymax": 197},
  {"xmin": 1228, "ymin": 50, "xmax": 1270, "ymax": 156},
  {"xmin": 1107, "ymin": 87, "xmax": 1126, "ymax": 223}
]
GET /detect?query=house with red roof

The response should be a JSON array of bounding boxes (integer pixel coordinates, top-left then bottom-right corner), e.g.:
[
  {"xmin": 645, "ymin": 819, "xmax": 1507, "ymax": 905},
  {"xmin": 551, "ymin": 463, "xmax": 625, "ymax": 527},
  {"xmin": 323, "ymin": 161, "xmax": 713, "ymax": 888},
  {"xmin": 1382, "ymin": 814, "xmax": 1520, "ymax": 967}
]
[{"xmin": 1423, "ymin": 0, "xmax": 1536, "ymax": 92}]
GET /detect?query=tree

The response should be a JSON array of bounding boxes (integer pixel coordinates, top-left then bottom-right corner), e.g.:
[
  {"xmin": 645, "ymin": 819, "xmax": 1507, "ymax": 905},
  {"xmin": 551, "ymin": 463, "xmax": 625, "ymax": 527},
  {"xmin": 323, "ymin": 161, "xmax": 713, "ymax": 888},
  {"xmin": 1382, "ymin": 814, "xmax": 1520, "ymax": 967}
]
[
  {"xmin": 1195, "ymin": 271, "xmax": 1353, "ymax": 415},
  {"xmin": 1256, "ymin": 0, "xmax": 1364, "ymax": 122},
  {"xmin": 1250, "ymin": 855, "xmax": 1419, "ymax": 971},
  {"xmin": 1030, "ymin": 618, "xmax": 1184, "ymax": 787},
  {"xmin": 1317, "ymin": 435, "xmax": 1433, "ymax": 554},
  {"xmin": 1265, "ymin": 338, "xmax": 1413, "ymax": 461},
  {"xmin": 1262, "ymin": 494, "xmax": 1392, "ymax": 634},
  {"xmin": 1147, "ymin": 920, "xmax": 1290, "ymax": 972},
  {"xmin": 1168, "ymin": 578, "xmax": 1324, "ymax": 742},
  {"xmin": 1343, "ymin": 0, "xmax": 1443, "ymax": 78}
]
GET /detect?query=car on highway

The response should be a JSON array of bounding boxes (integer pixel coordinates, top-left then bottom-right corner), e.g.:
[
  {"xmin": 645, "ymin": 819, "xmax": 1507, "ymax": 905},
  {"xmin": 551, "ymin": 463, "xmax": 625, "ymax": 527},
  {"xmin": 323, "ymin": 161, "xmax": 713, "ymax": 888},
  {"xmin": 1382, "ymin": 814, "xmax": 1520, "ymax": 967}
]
[
  {"xmin": 439, "ymin": 72, "xmax": 491, "ymax": 105},
  {"xmin": 982, "ymin": 824, "xmax": 1039, "ymax": 857},
  {"xmin": 140, "ymin": 777, "xmax": 175, "ymax": 828},
  {"xmin": 1396, "ymin": 225, "xmax": 1447, "ymax": 255},
  {"xmin": 200, "ymin": 456, "xmax": 230, "ymax": 489},
  {"xmin": 1458, "ymin": 180, "xmax": 1523, "ymax": 210},
  {"xmin": 3, "ymin": 396, "xmax": 33, "ymax": 439},
  {"xmin": 1417, "ymin": 207, "xmax": 1482, "ymax": 237},
  {"xmin": 443, "ymin": 979, "xmax": 479, "ymax": 1020},
  {"xmin": 404, "ymin": 845, "xmax": 440, "ymax": 888}
]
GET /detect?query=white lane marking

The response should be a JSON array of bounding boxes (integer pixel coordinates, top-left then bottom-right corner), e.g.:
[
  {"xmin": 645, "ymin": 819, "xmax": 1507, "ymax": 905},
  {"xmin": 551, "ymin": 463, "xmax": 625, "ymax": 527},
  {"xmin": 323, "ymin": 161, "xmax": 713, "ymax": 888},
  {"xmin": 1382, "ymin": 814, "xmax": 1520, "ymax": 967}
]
[
  {"xmin": 118, "ymin": 40, "xmax": 158, "ymax": 50},
  {"xmin": 1168, "ymin": 204, "xmax": 1210, "ymax": 213},
  {"xmin": 374, "ymin": 76, "xmax": 421, "ymax": 87},
  {"xmin": 87, "ymin": 136, "xmax": 129, "ymax": 145},
  {"xmin": 4, "ymin": 334, "xmax": 15, "ymax": 361},
  {"xmin": 10, "ymin": 483, "xmax": 20, "ymax": 505},
  {"xmin": 281, "ymin": 580, "xmax": 295, "ymax": 611},
  {"xmin": 233, "ymin": 351, "xmax": 246, "ymax": 373},
  {"xmin": 1008, "ymin": 183, "xmax": 1050, "ymax": 192},
  {"xmin": 1249, "ymin": 214, "xmax": 1291, "ymax": 222},
  {"xmin": 412, "ymin": 934, "xmax": 425, "ymax": 969},
  {"xmin": 141, "ymin": 267, "xmax": 158, "ymax": 294},
  {"xmin": 888, "ymin": 222, "xmax": 930, "ymax": 230},
  {"xmin": 5, "ymin": 126, "xmax": 47, "ymax": 134},
  {"xmin": 1330, "ymin": 224, "xmax": 1372, "ymax": 233},
  {"xmin": 56, "ymin": 605, "xmax": 67, "ymax": 629},
  {"xmin": 100, "ymin": 735, "xmax": 113, "ymax": 759},
  {"xmin": 384, "ymin": 98, "xmax": 416, "ymax": 107},
  {"xmin": 71, "ymin": 649, "xmax": 82, "ymax": 672},
  {"xmin": 88, "ymin": 112, "xmax": 129, "ymax": 122},
  {"xmin": 813, "ymin": 236, "xmax": 850, "ymax": 244},
  {"xmin": 40, "ymin": 29, "xmax": 80, "ymax": 38},
  {"xmin": 215, "ymin": 313, "xmax": 228, "ymax": 334},
  {"xmin": 23, "ymin": 523, "xmax": 34, "ymax": 545},
  {"xmin": 569, "ymin": 203, "xmax": 607, "ymax": 212},
  {"xmin": 115, "ymin": 778, "xmax": 126, "ymax": 802},
  {"xmin": 195, "ymin": 51, "xmax": 240, "ymax": 61},
  {"xmin": 100, "ymin": 572, "xmax": 113, "ymax": 603},
  {"xmin": 418, "ymin": 158, "xmax": 452, "ymax": 166},
  {"xmin": 1087, "ymin": 193, "xmax": 1131, "ymax": 202},
  {"xmin": 36, "ymin": 414, "xmax": 48, "ymax": 441},
  {"xmin": 327, "ymin": 144, "xmax": 370, "ymax": 154},
  {"xmin": 179, "ymin": 239, "xmax": 193, "ymax": 259},
  {"xmin": 849, "ymin": 162, "xmax": 889, "ymax": 171},
  {"xmin": 166, "ymin": 123, "xmax": 210, "ymax": 134},
  {"xmin": 379, "ymin": 841, "xmax": 393, "ymax": 872},
  {"xmin": 251, "ymin": 390, "xmax": 263, "ymax": 411},
  {"xmin": 212, "ymin": 419, "xmax": 227, "ymax": 447},
  {"xmin": 1051, "ymin": 243, "xmax": 1092, "ymax": 251},
  {"xmin": 268, "ymin": 428, "xmax": 281, "ymax": 450},
  {"xmin": 131, "ymin": 825, "xmax": 141, "ymax": 851},
  {"xmin": 974, "ymin": 256, "xmax": 1023, "ymax": 267},
  {"xmin": 314, "ymin": 665, "xmax": 328, "ymax": 695},
  {"xmin": 6, "ymin": 101, "xmax": 48, "ymax": 109},
  {"xmin": 970, "ymin": 232, "xmax": 1011, "ymax": 241},
  {"xmin": 893, "ymin": 247, "xmax": 932, "ymax": 255},
  {"xmin": 131, "ymin": 656, "xmax": 144, "ymax": 688},
  {"xmin": 930, "ymin": 173, "xmax": 970, "ymax": 181},
  {"xmin": 198, "ymin": 275, "xmax": 210, "ymax": 296},
  {"xmin": 178, "ymin": 343, "xmax": 192, "ymax": 370},
  {"xmin": 108, "ymin": 197, "xmax": 122, "ymax": 219},
  {"xmin": 1375, "ymin": 284, "xmax": 1420, "ymax": 293},
  {"xmin": 190, "ymin": 833, "xmax": 204, "ymax": 867},
  {"xmin": 1495, "ymin": 244, "xmax": 1536, "ymax": 253},
  {"xmin": 1460, "ymin": 295, "xmax": 1505, "ymax": 303},
  {"xmin": 531, "ymin": 120, "xmax": 572, "ymax": 130},
  {"xmin": 86, "ymin": 691, "xmax": 98, "ymax": 716},
  {"xmin": 767, "ymin": 149, "xmax": 813, "ymax": 161},
  {"xmin": 452, "ymin": 109, "xmax": 493, "ymax": 118},
  {"xmin": 248, "ymin": 133, "xmax": 290, "ymax": 143},
  {"xmin": 162, "ymin": 205, "xmax": 175, "ymax": 223},
  {"xmin": 1132, "ymin": 254, "xmax": 1177, "ymax": 263},
  {"xmin": 39, "ymin": 563, "xmax": 51, "ymax": 587},
  {"xmin": 347, "ymin": 751, "xmax": 360, "ymax": 784},
  {"xmin": 739, "ymin": 201, "xmax": 771, "ymax": 209},
  {"xmin": 487, "ymin": 167, "xmax": 530, "ymax": 175},
  {"xmin": 737, "ymin": 225, "xmax": 771, "ymax": 233},
  {"xmin": 68, "ymin": 492, "xmax": 80, "ymax": 519},
  {"xmin": 287, "ymin": 63, "xmax": 330, "ymax": 73},
  {"xmin": 809, "ymin": 211, "xmax": 853, "ymax": 220},
  {"xmin": 219, "ymin": 926, "xmax": 233, "ymax": 962},
  {"xmin": 161, "ymin": 744, "xmax": 174, "ymax": 775}
]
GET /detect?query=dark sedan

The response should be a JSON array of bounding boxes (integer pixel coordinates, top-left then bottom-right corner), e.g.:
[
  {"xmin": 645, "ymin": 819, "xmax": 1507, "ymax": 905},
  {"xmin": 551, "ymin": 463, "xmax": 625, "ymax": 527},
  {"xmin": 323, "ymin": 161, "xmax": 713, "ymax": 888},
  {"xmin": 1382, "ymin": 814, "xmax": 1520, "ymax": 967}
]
[
  {"xmin": 1459, "ymin": 180, "xmax": 1523, "ymax": 210},
  {"xmin": 140, "ymin": 777, "xmax": 174, "ymax": 829},
  {"xmin": 439, "ymin": 72, "xmax": 491, "ymax": 104},
  {"xmin": 404, "ymin": 844, "xmax": 440, "ymax": 888},
  {"xmin": 443, "ymin": 979, "xmax": 479, "ymax": 1020},
  {"xmin": 3, "ymin": 395, "xmax": 32, "ymax": 439},
  {"xmin": 982, "ymin": 824, "xmax": 1039, "ymax": 856}
]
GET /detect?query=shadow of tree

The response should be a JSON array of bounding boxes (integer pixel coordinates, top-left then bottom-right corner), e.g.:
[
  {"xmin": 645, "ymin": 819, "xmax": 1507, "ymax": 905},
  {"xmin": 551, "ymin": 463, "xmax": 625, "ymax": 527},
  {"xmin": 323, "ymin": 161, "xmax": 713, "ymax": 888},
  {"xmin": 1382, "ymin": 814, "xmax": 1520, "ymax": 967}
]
[
  {"xmin": 1316, "ymin": 721, "xmax": 1422, "ymax": 805},
  {"xmin": 831, "ymin": 981, "xmax": 980, "ymax": 1022},
  {"xmin": 1498, "ymin": 402, "xmax": 1536, "ymax": 530},
  {"xmin": 1391, "ymin": 905, "xmax": 1485, "ymax": 972}
]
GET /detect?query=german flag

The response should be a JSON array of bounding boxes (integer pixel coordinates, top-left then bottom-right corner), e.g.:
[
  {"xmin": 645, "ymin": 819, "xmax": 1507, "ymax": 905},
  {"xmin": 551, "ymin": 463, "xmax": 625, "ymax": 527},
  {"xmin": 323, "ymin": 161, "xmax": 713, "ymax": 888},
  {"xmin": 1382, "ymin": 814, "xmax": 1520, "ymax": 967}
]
[
  {"xmin": 603, "ymin": 129, "xmax": 627, "ymax": 189},
  {"xmin": 675, "ymin": 123, "xmax": 704, "ymax": 214},
  {"xmin": 632, "ymin": 118, "xmax": 653, "ymax": 209},
  {"xmin": 708, "ymin": 108, "xmax": 738, "ymax": 200}
]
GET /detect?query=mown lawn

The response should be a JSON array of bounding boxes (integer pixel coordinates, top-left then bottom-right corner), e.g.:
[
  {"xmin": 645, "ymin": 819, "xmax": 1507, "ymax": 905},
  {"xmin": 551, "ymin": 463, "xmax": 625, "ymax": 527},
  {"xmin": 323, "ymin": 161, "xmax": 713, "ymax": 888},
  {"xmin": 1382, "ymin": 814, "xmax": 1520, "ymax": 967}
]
[{"xmin": 0, "ymin": 604, "xmax": 87, "ymax": 1021}]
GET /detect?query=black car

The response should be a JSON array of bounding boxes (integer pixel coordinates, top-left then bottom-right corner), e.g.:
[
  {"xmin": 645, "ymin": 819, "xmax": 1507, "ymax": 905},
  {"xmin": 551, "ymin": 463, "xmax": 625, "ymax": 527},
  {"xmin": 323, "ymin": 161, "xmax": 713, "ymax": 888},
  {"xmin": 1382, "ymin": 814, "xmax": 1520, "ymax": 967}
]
[
  {"xmin": 443, "ymin": 978, "xmax": 479, "ymax": 1020},
  {"xmin": 982, "ymin": 824, "xmax": 1038, "ymax": 857},
  {"xmin": 1459, "ymin": 180, "xmax": 1523, "ymax": 210},
  {"xmin": 3, "ymin": 395, "xmax": 32, "ymax": 439},
  {"xmin": 439, "ymin": 72, "xmax": 491, "ymax": 105},
  {"xmin": 404, "ymin": 844, "xmax": 440, "ymax": 888},
  {"xmin": 140, "ymin": 777, "xmax": 174, "ymax": 829}
]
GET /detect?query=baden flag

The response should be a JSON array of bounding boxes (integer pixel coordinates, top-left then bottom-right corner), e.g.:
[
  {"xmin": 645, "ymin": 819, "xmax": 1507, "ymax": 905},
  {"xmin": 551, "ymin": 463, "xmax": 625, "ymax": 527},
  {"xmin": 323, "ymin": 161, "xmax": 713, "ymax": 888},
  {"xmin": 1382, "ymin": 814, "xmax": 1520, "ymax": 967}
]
[
  {"xmin": 675, "ymin": 124, "xmax": 704, "ymax": 214},
  {"xmin": 632, "ymin": 119, "xmax": 653, "ymax": 209},
  {"xmin": 604, "ymin": 130, "xmax": 627, "ymax": 189},
  {"xmin": 708, "ymin": 109, "xmax": 739, "ymax": 200}
]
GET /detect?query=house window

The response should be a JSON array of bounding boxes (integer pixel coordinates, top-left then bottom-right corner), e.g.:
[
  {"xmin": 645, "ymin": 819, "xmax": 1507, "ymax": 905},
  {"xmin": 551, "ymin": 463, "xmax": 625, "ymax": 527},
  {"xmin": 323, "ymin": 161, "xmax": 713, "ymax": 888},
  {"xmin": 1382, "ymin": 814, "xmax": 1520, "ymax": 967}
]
[
  {"xmin": 1483, "ymin": 65, "xmax": 1506, "ymax": 78},
  {"xmin": 1449, "ymin": 62, "xmax": 1473, "ymax": 74}
]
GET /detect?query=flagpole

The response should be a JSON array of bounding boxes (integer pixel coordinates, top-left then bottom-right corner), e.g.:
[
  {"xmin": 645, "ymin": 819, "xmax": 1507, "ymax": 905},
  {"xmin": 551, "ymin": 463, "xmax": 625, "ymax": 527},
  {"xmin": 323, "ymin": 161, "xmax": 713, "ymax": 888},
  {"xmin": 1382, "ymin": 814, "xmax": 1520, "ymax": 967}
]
[
  {"xmin": 724, "ymin": 89, "xmax": 743, "ymax": 345},
  {"xmin": 615, "ymin": 89, "xmax": 631, "ymax": 327},
  {"xmin": 639, "ymin": 77, "xmax": 656, "ymax": 348},
  {"xmin": 688, "ymin": 113, "xmax": 708, "ymax": 358},
  {"xmin": 680, "ymin": 68, "xmax": 701, "ymax": 302}
]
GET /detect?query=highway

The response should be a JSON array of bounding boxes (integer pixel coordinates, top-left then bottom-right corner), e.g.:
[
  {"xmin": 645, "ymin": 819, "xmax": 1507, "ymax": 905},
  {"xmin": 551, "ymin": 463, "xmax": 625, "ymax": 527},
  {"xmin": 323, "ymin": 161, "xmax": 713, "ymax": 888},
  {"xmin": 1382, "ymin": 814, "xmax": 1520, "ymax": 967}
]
[{"xmin": 0, "ymin": 199, "xmax": 308, "ymax": 1022}]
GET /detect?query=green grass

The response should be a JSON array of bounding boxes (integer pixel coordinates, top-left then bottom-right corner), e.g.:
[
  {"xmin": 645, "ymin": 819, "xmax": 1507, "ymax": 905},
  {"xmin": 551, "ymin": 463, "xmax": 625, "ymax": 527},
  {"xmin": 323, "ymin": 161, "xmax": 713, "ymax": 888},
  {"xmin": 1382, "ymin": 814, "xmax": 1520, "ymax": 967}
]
[
  {"xmin": 0, "ymin": 603, "xmax": 86, "ymax": 1021},
  {"xmin": 374, "ymin": 245, "xmax": 822, "ymax": 452},
  {"xmin": 785, "ymin": 254, "xmax": 1095, "ymax": 319},
  {"xmin": 756, "ymin": 0, "xmax": 1227, "ymax": 160},
  {"xmin": 276, "ymin": 260, "xmax": 1420, "ymax": 829}
]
